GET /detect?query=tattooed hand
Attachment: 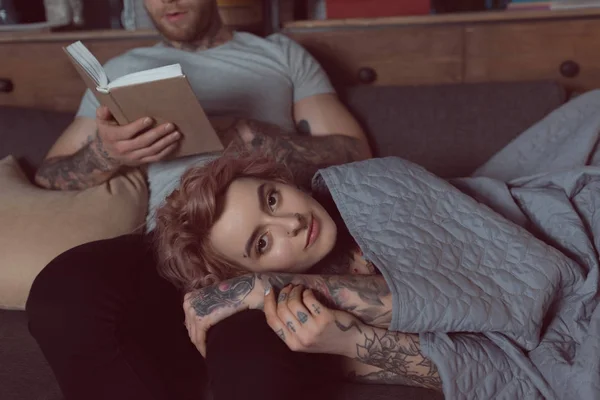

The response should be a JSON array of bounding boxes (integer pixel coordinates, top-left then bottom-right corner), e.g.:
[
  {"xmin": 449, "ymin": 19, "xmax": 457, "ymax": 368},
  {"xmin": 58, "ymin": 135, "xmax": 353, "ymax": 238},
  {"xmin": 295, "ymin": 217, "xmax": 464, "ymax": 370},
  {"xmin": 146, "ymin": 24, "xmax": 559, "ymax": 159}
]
[
  {"xmin": 263, "ymin": 284, "xmax": 366, "ymax": 358},
  {"xmin": 183, "ymin": 274, "xmax": 263, "ymax": 357}
]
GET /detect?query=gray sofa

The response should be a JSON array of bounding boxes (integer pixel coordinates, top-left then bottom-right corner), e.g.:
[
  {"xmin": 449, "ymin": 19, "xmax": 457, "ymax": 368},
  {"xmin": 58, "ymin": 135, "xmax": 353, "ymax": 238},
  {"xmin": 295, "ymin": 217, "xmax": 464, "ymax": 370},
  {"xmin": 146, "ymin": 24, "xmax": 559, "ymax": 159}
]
[{"xmin": 0, "ymin": 81, "xmax": 567, "ymax": 400}]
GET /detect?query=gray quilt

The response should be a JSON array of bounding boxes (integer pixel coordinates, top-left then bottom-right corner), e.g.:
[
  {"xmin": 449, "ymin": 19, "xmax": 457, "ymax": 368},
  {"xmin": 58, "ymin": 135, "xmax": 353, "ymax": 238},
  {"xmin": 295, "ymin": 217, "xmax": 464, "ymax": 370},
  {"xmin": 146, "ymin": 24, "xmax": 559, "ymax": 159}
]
[{"xmin": 315, "ymin": 91, "xmax": 600, "ymax": 399}]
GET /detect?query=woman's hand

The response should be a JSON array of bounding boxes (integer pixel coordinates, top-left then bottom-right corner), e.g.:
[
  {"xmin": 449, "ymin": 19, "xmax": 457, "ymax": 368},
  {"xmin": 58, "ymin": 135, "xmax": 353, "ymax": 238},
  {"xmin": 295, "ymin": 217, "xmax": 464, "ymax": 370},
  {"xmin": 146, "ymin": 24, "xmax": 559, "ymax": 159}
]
[
  {"xmin": 183, "ymin": 274, "xmax": 266, "ymax": 357},
  {"xmin": 264, "ymin": 284, "xmax": 366, "ymax": 358}
]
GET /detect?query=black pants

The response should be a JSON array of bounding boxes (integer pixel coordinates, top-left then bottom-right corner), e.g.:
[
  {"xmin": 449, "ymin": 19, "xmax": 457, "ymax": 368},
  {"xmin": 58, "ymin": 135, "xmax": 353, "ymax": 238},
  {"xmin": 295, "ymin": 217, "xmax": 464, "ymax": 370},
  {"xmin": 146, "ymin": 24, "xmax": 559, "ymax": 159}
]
[{"xmin": 26, "ymin": 235, "xmax": 339, "ymax": 400}]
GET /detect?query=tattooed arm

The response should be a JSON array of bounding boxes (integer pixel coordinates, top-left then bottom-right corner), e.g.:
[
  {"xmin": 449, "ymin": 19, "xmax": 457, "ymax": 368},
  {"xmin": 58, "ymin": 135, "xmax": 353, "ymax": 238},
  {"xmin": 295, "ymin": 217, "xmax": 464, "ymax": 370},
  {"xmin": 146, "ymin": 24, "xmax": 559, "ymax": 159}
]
[
  {"xmin": 256, "ymin": 273, "xmax": 392, "ymax": 327},
  {"xmin": 185, "ymin": 272, "xmax": 392, "ymax": 338},
  {"xmin": 261, "ymin": 283, "xmax": 441, "ymax": 391},
  {"xmin": 35, "ymin": 134, "xmax": 120, "ymax": 190},
  {"xmin": 217, "ymin": 114, "xmax": 371, "ymax": 189},
  {"xmin": 341, "ymin": 328, "xmax": 441, "ymax": 390},
  {"xmin": 36, "ymin": 109, "xmax": 180, "ymax": 190}
]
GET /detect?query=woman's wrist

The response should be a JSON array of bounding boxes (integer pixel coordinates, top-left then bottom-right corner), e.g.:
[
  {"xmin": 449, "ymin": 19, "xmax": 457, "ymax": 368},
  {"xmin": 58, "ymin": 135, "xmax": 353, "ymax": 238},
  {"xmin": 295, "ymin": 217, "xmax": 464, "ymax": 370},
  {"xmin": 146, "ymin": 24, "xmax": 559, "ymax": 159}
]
[
  {"xmin": 340, "ymin": 321, "xmax": 370, "ymax": 359},
  {"xmin": 245, "ymin": 273, "xmax": 267, "ymax": 310}
]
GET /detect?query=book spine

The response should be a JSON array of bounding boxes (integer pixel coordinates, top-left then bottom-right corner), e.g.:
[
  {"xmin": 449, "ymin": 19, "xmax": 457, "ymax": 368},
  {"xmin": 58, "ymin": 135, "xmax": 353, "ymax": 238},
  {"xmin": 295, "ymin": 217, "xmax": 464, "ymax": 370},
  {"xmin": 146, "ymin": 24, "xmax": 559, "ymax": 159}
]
[{"xmin": 98, "ymin": 91, "xmax": 129, "ymax": 125}]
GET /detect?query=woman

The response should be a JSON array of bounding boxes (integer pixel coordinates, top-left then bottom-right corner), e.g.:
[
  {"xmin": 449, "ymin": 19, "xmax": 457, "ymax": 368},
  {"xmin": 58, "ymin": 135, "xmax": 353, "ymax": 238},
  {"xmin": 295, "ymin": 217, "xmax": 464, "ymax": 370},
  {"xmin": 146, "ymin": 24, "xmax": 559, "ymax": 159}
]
[
  {"xmin": 155, "ymin": 131, "xmax": 600, "ymax": 400},
  {"xmin": 154, "ymin": 154, "xmax": 441, "ymax": 391}
]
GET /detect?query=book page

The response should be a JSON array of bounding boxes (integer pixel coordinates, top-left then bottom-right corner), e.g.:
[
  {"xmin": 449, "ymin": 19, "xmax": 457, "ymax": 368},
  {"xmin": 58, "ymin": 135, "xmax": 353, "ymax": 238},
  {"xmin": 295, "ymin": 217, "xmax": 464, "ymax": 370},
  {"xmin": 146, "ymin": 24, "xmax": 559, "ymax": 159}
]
[
  {"xmin": 64, "ymin": 41, "xmax": 108, "ymax": 88},
  {"xmin": 109, "ymin": 64, "xmax": 183, "ymax": 90}
]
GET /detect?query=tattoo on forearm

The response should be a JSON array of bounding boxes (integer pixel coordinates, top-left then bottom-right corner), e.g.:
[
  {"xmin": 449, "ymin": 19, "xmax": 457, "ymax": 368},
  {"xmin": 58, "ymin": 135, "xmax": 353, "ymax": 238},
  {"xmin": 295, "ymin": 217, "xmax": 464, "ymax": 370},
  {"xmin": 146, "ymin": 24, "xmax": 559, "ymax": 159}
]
[
  {"xmin": 348, "ymin": 370, "xmax": 432, "ymax": 386},
  {"xmin": 353, "ymin": 330, "xmax": 441, "ymax": 390},
  {"xmin": 35, "ymin": 134, "xmax": 118, "ymax": 190},
  {"xmin": 257, "ymin": 273, "xmax": 392, "ymax": 327},
  {"xmin": 218, "ymin": 119, "xmax": 364, "ymax": 188},
  {"xmin": 335, "ymin": 319, "xmax": 363, "ymax": 334},
  {"xmin": 189, "ymin": 275, "xmax": 255, "ymax": 317}
]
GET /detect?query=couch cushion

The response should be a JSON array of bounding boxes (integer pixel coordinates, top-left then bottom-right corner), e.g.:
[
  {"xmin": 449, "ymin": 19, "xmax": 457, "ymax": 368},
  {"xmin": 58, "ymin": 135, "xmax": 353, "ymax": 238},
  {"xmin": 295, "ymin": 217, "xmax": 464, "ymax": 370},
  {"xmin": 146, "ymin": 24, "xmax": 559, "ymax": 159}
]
[
  {"xmin": 342, "ymin": 81, "xmax": 566, "ymax": 178},
  {"xmin": 0, "ymin": 309, "xmax": 62, "ymax": 400},
  {"xmin": 0, "ymin": 156, "xmax": 148, "ymax": 310},
  {"xmin": 0, "ymin": 106, "xmax": 72, "ymax": 177}
]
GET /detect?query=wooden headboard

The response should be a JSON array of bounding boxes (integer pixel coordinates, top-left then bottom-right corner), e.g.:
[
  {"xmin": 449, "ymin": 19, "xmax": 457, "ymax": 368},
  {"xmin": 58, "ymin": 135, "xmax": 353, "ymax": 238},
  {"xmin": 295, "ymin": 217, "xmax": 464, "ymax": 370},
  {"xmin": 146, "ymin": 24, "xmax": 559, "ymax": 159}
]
[{"xmin": 2, "ymin": 9, "xmax": 600, "ymax": 112}]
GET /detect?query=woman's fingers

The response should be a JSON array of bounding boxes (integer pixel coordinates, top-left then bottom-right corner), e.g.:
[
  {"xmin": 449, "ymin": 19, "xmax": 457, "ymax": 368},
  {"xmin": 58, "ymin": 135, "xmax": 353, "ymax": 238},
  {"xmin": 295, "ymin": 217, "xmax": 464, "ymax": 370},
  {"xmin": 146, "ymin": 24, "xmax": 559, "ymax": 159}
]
[
  {"xmin": 276, "ymin": 285, "xmax": 299, "ymax": 333},
  {"xmin": 264, "ymin": 285, "xmax": 289, "ymax": 342},
  {"xmin": 183, "ymin": 297, "xmax": 201, "ymax": 354},
  {"xmin": 276, "ymin": 284, "xmax": 293, "ymax": 304},
  {"xmin": 286, "ymin": 285, "xmax": 312, "ymax": 326},
  {"xmin": 302, "ymin": 289, "xmax": 325, "ymax": 318}
]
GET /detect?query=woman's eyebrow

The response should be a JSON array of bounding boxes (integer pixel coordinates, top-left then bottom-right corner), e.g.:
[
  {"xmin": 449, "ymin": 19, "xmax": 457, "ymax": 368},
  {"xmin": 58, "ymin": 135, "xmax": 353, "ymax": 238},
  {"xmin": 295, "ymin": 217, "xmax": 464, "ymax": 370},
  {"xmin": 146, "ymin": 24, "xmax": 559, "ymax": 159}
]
[{"xmin": 244, "ymin": 183, "xmax": 267, "ymax": 257}]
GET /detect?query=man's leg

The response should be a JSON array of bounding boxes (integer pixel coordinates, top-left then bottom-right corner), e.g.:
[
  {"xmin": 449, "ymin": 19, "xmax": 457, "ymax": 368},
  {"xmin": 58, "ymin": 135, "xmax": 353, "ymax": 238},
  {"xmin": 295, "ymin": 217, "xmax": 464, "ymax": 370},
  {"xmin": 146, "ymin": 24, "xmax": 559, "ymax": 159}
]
[
  {"xmin": 26, "ymin": 234, "xmax": 205, "ymax": 400},
  {"xmin": 206, "ymin": 310, "xmax": 342, "ymax": 400}
]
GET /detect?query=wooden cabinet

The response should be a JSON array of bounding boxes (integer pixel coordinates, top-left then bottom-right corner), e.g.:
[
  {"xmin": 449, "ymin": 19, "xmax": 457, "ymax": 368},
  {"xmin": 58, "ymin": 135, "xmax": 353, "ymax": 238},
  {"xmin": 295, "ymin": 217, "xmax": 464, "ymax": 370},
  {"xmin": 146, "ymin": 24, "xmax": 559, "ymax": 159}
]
[
  {"xmin": 464, "ymin": 18, "xmax": 600, "ymax": 92},
  {"xmin": 0, "ymin": 31, "xmax": 157, "ymax": 112},
  {"xmin": 285, "ymin": 8, "xmax": 600, "ymax": 91},
  {"xmin": 2, "ymin": 9, "xmax": 600, "ymax": 112},
  {"xmin": 288, "ymin": 25, "xmax": 463, "ymax": 87}
]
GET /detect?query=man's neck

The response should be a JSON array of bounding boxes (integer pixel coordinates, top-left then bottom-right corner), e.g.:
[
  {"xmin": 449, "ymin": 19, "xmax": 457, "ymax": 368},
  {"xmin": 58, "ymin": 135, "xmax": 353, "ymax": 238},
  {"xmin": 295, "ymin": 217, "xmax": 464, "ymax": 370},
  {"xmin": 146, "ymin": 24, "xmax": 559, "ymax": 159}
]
[{"xmin": 165, "ymin": 18, "xmax": 233, "ymax": 52}]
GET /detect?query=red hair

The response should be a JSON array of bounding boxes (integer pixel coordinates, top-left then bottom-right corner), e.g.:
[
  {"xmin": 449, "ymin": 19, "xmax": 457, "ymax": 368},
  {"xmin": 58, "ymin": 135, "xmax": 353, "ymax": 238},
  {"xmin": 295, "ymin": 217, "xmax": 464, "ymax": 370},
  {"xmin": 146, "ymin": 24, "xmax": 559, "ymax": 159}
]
[{"xmin": 154, "ymin": 154, "xmax": 293, "ymax": 292}]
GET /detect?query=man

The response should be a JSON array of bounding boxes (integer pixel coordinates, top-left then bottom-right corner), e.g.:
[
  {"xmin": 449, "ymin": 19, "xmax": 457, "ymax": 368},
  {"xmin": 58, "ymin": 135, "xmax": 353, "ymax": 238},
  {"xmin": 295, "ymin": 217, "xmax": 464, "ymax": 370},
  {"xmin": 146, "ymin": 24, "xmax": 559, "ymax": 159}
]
[
  {"xmin": 34, "ymin": 0, "xmax": 370, "ymax": 192},
  {"xmin": 27, "ymin": 0, "xmax": 381, "ymax": 399}
]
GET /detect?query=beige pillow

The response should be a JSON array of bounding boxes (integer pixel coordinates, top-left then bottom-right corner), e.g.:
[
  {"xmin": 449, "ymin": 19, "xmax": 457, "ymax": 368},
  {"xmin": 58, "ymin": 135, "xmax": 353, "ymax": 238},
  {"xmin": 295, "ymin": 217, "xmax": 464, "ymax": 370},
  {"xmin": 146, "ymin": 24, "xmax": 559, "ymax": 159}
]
[{"xmin": 0, "ymin": 156, "xmax": 148, "ymax": 310}]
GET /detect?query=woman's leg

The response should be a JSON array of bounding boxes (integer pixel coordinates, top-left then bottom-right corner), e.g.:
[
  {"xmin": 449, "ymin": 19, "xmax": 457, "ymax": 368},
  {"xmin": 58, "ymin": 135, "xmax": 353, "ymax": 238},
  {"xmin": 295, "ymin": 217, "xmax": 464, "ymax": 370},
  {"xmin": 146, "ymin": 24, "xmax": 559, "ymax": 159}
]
[
  {"xmin": 26, "ymin": 234, "xmax": 205, "ymax": 400},
  {"xmin": 206, "ymin": 310, "xmax": 342, "ymax": 400}
]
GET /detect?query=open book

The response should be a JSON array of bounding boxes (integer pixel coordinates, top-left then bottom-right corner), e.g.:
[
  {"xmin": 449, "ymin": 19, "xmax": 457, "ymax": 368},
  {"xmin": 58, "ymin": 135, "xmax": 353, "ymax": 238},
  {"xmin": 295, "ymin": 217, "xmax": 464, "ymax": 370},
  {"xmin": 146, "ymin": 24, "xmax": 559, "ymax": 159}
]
[{"xmin": 64, "ymin": 41, "xmax": 223, "ymax": 158}]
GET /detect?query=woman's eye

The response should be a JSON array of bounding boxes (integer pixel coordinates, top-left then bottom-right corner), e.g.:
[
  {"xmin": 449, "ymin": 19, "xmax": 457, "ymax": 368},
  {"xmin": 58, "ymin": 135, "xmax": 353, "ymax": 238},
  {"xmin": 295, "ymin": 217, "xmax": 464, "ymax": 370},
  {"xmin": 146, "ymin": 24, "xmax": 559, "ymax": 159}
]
[
  {"xmin": 267, "ymin": 191, "xmax": 278, "ymax": 210},
  {"xmin": 256, "ymin": 234, "xmax": 269, "ymax": 255}
]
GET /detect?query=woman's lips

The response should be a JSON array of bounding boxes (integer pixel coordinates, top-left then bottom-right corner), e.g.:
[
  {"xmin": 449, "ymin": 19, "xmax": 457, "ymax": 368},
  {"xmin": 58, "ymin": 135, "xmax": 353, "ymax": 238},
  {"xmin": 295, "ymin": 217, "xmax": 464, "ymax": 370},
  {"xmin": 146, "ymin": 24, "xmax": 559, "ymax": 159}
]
[{"xmin": 305, "ymin": 215, "xmax": 320, "ymax": 249}]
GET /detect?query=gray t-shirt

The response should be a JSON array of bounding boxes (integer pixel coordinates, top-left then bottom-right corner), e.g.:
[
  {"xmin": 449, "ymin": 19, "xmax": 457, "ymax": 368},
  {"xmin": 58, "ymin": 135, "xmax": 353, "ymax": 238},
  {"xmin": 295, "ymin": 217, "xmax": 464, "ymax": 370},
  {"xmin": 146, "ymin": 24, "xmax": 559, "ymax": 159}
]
[{"xmin": 75, "ymin": 32, "xmax": 334, "ymax": 230}]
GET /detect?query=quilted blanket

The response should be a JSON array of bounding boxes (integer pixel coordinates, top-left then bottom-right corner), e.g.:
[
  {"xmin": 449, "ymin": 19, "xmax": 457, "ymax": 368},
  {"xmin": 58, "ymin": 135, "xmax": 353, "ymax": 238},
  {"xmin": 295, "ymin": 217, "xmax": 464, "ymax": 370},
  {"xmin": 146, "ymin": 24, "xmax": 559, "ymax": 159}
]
[{"xmin": 315, "ymin": 91, "xmax": 600, "ymax": 399}]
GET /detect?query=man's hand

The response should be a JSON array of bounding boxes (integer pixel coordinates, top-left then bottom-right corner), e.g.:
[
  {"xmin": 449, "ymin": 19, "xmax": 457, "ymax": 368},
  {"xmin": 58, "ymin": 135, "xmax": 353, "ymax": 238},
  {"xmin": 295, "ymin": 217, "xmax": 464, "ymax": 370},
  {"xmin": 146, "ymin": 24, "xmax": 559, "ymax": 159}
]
[
  {"xmin": 264, "ymin": 284, "xmax": 365, "ymax": 358},
  {"xmin": 94, "ymin": 106, "xmax": 181, "ymax": 167},
  {"xmin": 182, "ymin": 274, "xmax": 265, "ymax": 357}
]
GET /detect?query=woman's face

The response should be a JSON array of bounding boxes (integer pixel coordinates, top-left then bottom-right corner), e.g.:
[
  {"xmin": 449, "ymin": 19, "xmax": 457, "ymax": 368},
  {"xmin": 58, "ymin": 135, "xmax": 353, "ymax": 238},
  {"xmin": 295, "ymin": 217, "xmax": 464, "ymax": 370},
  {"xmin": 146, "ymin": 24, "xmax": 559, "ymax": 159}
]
[{"xmin": 209, "ymin": 178, "xmax": 337, "ymax": 274}]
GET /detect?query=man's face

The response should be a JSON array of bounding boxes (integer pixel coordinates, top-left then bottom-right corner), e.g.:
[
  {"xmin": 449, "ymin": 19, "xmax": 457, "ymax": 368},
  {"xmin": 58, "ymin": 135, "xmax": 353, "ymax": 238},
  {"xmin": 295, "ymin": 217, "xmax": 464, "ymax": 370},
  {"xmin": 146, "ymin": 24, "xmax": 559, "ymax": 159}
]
[{"xmin": 144, "ymin": 0, "xmax": 216, "ymax": 43}]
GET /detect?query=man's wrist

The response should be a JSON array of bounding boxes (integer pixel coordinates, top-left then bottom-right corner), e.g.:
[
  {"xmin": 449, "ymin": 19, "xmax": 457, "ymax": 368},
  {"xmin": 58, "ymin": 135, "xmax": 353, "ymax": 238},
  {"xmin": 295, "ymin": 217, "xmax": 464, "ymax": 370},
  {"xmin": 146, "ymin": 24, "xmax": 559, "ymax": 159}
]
[{"xmin": 89, "ymin": 136, "xmax": 120, "ymax": 171}]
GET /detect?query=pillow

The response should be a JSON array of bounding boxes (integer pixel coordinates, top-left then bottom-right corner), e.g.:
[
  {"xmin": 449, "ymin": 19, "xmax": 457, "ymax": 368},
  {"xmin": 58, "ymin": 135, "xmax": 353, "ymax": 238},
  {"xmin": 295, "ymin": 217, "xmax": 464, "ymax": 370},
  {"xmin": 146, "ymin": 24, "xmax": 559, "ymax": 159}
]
[{"xmin": 0, "ymin": 156, "xmax": 148, "ymax": 310}]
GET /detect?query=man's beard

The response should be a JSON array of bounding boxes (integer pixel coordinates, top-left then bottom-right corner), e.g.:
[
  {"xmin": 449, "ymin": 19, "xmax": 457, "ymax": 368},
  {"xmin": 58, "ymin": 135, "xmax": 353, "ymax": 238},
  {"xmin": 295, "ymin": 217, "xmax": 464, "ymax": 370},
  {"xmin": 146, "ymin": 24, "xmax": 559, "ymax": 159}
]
[{"xmin": 148, "ymin": 5, "xmax": 214, "ymax": 44}]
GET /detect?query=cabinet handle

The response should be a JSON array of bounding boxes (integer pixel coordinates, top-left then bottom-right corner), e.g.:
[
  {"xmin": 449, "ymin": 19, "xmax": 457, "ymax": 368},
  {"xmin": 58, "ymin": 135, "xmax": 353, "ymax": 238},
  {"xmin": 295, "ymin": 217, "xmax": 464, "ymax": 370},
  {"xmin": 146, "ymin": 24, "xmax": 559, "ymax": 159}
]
[
  {"xmin": 0, "ymin": 79, "xmax": 14, "ymax": 93},
  {"xmin": 358, "ymin": 67, "xmax": 377, "ymax": 84},
  {"xmin": 560, "ymin": 60, "xmax": 580, "ymax": 78}
]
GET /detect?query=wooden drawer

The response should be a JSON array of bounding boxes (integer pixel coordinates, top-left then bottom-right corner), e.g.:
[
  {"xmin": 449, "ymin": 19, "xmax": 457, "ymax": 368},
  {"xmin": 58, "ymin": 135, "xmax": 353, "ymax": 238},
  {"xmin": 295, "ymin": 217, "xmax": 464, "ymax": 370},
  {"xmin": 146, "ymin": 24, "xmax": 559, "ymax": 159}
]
[
  {"xmin": 288, "ymin": 25, "xmax": 463, "ymax": 87},
  {"xmin": 0, "ymin": 37, "xmax": 155, "ymax": 113},
  {"xmin": 465, "ymin": 19, "xmax": 600, "ymax": 92}
]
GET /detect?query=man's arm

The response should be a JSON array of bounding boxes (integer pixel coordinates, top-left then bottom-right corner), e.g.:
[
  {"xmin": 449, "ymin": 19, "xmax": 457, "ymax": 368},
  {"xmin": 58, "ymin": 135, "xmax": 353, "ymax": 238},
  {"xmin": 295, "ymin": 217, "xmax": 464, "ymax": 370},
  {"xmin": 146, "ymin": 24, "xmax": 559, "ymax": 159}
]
[
  {"xmin": 216, "ymin": 100, "xmax": 371, "ymax": 189},
  {"xmin": 35, "ymin": 117, "xmax": 122, "ymax": 190},
  {"xmin": 35, "ymin": 117, "xmax": 118, "ymax": 190},
  {"xmin": 36, "ymin": 108, "xmax": 180, "ymax": 190}
]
